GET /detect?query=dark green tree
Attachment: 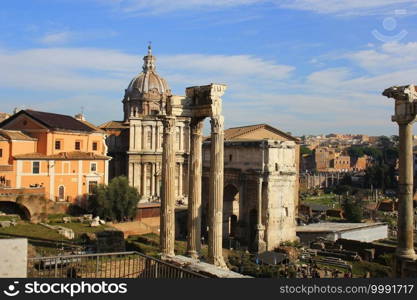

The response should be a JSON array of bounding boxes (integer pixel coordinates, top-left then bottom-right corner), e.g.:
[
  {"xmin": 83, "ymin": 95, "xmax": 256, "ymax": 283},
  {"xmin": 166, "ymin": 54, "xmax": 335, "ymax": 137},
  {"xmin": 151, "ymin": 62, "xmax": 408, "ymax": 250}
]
[
  {"xmin": 300, "ymin": 146, "xmax": 313, "ymax": 155},
  {"xmin": 347, "ymin": 146, "xmax": 365, "ymax": 159},
  {"xmin": 342, "ymin": 196, "xmax": 363, "ymax": 223},
  {"xmin": 89, "ymin": 176, "xmax": 140, "ymax": 221}
]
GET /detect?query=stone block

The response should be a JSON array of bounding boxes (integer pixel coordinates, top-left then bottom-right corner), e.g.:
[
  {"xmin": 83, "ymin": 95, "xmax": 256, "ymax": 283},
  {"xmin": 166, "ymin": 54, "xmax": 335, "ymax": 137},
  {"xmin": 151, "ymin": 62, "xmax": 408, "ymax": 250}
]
[
  {"xmin": 0, "ymin": 221, "xmax": 11, "ymax": 228},
  {"xmin": 0, "ymin": 238, "xmax": 28, "ymax": 277}
]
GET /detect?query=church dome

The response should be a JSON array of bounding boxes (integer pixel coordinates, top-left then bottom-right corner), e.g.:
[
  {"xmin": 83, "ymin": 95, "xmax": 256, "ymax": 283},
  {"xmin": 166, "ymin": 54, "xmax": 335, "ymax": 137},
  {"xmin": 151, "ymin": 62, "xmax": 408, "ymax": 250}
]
[{"xmin": 125, "ymin": 45, "xmax": 171, "ymax": 97}]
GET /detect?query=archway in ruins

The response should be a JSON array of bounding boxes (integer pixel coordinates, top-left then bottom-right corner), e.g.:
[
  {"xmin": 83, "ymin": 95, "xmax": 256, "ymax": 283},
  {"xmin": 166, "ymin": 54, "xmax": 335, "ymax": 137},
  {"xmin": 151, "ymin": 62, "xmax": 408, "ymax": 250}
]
[
  {"xmin": 223, "ymin": 184, "xmax": 239, "ymax": 239},
  {"xmin": 0, "ymin": 201, "xmax": 31, "ymax": 221}
]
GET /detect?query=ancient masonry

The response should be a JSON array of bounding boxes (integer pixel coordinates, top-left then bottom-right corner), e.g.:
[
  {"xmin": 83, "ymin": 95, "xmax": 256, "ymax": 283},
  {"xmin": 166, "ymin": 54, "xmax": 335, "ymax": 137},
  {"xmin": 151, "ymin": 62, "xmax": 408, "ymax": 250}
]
[
  {"xmin": 160, "ymin": 84, "xmax": 228, "ymax": 268},
  {"xmin": 383, "ymin": 84, "xmax": 417, "ymax": 277}
]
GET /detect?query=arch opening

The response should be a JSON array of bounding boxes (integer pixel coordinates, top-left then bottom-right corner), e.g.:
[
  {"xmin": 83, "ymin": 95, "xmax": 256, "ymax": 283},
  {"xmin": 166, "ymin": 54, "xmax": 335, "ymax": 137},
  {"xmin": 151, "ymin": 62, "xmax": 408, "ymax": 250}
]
[{"xmin": 0, "ymin": 201, "xmax": 31, "ymax": 221}]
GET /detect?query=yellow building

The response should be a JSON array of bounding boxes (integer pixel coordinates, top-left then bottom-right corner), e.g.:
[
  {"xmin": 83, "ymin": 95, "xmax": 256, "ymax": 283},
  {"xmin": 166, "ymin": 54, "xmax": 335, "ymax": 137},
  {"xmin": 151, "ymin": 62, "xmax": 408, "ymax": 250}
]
[{"xmin": 0, "ymin": 110, "xmax": 110, "ymax": 208}]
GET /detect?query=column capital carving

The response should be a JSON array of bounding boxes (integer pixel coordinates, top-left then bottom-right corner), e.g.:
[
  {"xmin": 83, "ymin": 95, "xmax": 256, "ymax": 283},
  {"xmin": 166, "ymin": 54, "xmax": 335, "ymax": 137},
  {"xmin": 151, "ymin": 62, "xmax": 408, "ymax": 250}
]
[
  {"xmin": 210, "ymin": 115, "xmax": 224, "ymax": 134},
  {"xmin": 162, "ymin": 116, "xmax": 176, "ymax": 134},
  {"xmin": 383, "ymin": 84, "xmax": 417, "ymax": 125},
  {"xmin": 190, "ymin": 118, "xmax": 204, "ymax": 136}
]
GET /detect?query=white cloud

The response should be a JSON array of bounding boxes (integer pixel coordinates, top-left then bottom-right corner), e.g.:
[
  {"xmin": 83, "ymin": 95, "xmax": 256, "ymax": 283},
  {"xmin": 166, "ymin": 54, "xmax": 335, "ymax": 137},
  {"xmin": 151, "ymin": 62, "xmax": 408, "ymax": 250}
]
[
  {"xmin": 345, "ymin": 42, "xmax": 417, "ymax": 73},
  {"xmin": 39, "ymin": 31, "xmax": 72, "ymax": 45},
  {"xmin": 0, "ymin": 47, "xmax": 293, "ymax": 93},
  {"xmin": 279, "ymin": 0, "xmax": 417, "ymax": 16},
  {"xmin": 0, "ymin": 45, "xmax": 407, "ymax": 135},
  {"xmin": 106, "ymin": 0, "xmax": 263, "ymax": 14},
  {"xmin": 97, "ymin": 0, "xmax": 417, "ymax": 16}
]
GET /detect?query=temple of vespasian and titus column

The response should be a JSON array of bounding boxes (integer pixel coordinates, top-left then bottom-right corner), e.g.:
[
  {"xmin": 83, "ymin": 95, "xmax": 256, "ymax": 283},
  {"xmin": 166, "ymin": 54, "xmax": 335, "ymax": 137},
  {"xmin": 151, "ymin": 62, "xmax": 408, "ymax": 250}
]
[
  {"xmin": 383, "ymin": 84, "xmax": 417, "ymax": 277},
  {"xmin": 160, "ymin": 83, "xmax": 228, "ymax": 268}
]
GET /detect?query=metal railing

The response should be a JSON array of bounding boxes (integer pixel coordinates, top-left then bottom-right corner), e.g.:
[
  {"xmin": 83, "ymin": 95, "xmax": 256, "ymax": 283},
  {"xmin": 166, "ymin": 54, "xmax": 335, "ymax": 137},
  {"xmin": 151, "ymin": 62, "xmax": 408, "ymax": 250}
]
[{"xmin": 28, "ymin": 251, "xmax": 207, "ymax": 279}]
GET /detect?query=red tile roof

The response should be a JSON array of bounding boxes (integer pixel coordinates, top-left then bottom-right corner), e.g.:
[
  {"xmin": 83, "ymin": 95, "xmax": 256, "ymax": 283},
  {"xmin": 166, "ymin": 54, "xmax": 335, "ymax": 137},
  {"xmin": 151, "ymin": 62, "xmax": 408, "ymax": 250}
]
[
  {"xmin": 0, "ymin": 110, "xmax": 100, "ymax": 133},
  {"xmin": 0, "ymin": 129, "xmax": 37, "ymax": 141},
  {"xmin": 14, "ymin": 151, "xmax": 110, "ymax": 160}
]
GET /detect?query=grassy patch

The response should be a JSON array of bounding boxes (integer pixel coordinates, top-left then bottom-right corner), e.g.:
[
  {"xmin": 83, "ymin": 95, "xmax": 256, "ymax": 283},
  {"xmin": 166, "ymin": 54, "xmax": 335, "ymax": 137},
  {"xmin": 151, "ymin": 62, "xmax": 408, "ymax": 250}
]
[
  {"xmin": 352, "ymin": 260, "xmax": 392, "ymax": 278},
  {"xmin": 303, "ymin": 194, "xmax": 340, "ymax": 208},
  {"xmin": 49, "ymin": 222, "xmax": 110, "ymax": 235},
  {"xmin": 0, "ymin": 215, "xmax": 20, "ymax": 221},
  {"xmin": 0, "ymin": 223, "xmax": 63, "ymax": 241}
]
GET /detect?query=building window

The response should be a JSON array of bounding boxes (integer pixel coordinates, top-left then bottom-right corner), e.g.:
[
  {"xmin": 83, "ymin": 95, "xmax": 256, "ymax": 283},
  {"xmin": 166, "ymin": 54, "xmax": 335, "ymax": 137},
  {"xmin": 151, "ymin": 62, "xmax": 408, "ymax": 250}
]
[
  {"xmin": 92, "ymin": 142, "xmax": 98, "ymax": 151},
  {"xmin": 146, "ymin": 127, "xmax": 152, "ymax": 149},
  {"xmin": 75, "ymin": 141, "xmax": 81, "ymax": 150},
  {"xmin": 55, "ymin": 140, "xmax": 62, "ymax": 150},
  {"xmin": 32, "ymin": 161, "xmax": 40, "ymax": 174},
  {"xmin": 229, "ymin": 154, "xmax": 232, "ymax": 162},
  {"xmin": 0, "ymin": 148, "xmax": 2, "ymax": 157},
  {"xmin": 58, "ymin": 186, "xmax": 65, "ymax": 201},
  {"xmin": 88, "ymin": 181, "xmax": 98, "ymax": 195},
  {"xmin": 91, "ymin": 162, "xmax": 97, "ymax": 172},
  {"xmin": 275, "ymin": 163, "xmax": 279, "ymax": 172}
]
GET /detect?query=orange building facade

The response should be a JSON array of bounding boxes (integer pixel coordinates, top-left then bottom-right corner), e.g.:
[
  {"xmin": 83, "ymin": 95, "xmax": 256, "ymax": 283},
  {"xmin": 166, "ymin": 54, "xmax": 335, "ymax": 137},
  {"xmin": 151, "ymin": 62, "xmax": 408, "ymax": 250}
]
[{"xmin": 0, "ymin": 110, "xmax": 110, "ymax": 206}]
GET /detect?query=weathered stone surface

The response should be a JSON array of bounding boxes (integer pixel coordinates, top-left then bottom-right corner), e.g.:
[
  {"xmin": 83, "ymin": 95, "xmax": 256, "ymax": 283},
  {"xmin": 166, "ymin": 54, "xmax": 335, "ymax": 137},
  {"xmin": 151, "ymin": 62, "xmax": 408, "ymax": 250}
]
[
  {"xmin": 90, "ymin": 219, "xmax": 100, "ymax": 227},
  {"xmin": 383, "ymin": 84, "xmax": 417, "ymax": 277},
  {"xmin": 165, "ymin": 255, "xmax": 251, "ymax": 278},
  {"xmin": 0, "ymin": 238, "xmax": 28, "ymax": 278},
  {"xmin": 187, "ymin": 118, "xmax": 204, "ymax": 259},
  {"xmin": 57, "ymin": 227, "xmax": 75, "ymax": 239},
  {"xmin": 207, "ymin": 116, "xmax": 227, "ymax": 268},
  {"xmin": 160, "ymin": 116, "xmax": 176, "ymax": 257},
  {"xmin": 0, "ymin": 221, "xmax": 11, "ymax": 228}
]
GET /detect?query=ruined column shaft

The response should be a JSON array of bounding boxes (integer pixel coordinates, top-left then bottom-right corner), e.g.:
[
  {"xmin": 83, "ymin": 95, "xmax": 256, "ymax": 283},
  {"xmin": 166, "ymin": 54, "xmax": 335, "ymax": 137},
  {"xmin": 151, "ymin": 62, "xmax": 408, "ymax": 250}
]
[
  {"xmin": 397, "ymin": 122, "xmax": 416, "ymax": 258},
  {"xmin": 160, "ymin": 116, "xmax": 176, "ymax": 257},
  {"xmin": 208, "ymin": 115, "xmax": 227, "ymax": 268},
  {"xmin": 187, "ymin": 119, "xmax": 204, "ymax": 259}
]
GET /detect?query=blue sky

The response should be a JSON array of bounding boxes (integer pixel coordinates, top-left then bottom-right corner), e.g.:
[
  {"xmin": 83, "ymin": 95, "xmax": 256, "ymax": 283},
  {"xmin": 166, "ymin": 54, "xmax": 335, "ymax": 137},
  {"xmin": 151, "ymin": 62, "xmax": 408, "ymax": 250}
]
[{"xmin": 1, "ymin": 0, "xmax": 417, "ymax": 136}]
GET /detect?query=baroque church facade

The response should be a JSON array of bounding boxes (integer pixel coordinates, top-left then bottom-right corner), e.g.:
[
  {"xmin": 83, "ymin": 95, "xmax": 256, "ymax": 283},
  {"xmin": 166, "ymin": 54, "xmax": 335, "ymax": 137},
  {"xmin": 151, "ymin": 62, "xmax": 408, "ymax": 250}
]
[{"xmin": 100, "ymin": 46, "xmax": 189, "ymax": 204}]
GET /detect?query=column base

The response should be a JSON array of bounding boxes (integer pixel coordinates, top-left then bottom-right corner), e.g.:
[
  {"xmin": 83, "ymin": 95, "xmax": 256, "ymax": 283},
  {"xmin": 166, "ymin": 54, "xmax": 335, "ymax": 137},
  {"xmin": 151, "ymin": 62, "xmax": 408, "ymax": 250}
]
[
  {"xmin": 395, "ymin": 248, "xmax": 416, "ymax": 260},
  {"xmin": 208, "ymin": 256, "xmax": 228, "ymax": 269},
  {"xmin": 186, "ymin": 250, "xmax": 200, "ymax": 260},
  {"xmin": 160, "ymin": 252, "xmax": 175, "ymax": 260}
]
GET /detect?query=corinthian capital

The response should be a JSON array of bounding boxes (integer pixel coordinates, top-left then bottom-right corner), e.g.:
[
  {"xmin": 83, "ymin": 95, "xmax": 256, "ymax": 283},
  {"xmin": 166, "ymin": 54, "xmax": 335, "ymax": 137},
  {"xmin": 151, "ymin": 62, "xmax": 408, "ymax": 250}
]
[
  {"xmin": 383, "ymin": 85, "xmax": 417, "ymax": 125},
  {"xmin": 190, "ymin": 118, "xmax": 204, "ymax": 136},
  {"xmin": 210, "ymin": 115, "xmax": 224, "ymax": 134},
  {"xmin": 383, "ymin": 85, "xmax": 417, "ymax": 102},
  {"xmin": 162, "ymin": 116, "xmax": 176, "ymax": 135}
]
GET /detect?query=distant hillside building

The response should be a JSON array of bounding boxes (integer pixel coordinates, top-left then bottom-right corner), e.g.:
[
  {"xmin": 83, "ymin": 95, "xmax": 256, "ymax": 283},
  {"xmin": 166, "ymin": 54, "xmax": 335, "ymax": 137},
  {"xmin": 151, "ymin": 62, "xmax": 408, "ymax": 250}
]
[{"xmin": 0, "ymin": 112, "xmax": 10, "ymax": 123}]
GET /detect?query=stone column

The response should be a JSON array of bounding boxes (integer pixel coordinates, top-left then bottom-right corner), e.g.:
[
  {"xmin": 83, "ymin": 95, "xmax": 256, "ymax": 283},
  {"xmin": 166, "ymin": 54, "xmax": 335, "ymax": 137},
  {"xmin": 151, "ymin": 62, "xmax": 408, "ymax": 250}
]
[
  {"xmin": 142, "ymin": 163, "xmax": 147, "ymax": 197},
  {"xmin": 255, "ymin": 176, "xmax": 266, "ymax": 253},
  {"xmin": 187, "ymin": 119, "xmax": 204, "ymax": 259},
  {"xmin": 134, "ymin": 163, "xmax": 141, "ymax": 193},
  {"xmin": 207, "ymin": 115, "xmax": 227, "ymax": 268},
  {"xmin": 128, "ymin": 162, "xmax": 133, "ymax": 186},
  {"xmin": 397, "ymin": 122, "xmax": 415, "ymax": 259},
  {"xmin": 383, "ymin": 85, "xmax": 417, "ymax": 276},
  {"xmin": 178, "ymin": 163, "xmax": 183, "ymax": 198},
  {"xmin": 160, "ymin": 116, "xmax": 176, "ymax": 257}
]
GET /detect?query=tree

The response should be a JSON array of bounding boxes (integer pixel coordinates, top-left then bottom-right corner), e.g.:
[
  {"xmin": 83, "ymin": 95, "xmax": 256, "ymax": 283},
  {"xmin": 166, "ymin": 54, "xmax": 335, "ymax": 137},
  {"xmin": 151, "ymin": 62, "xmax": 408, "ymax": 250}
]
[
  {"xmin": 347, "ymin": 146, "xmax": 364, "ymax": 159},
  {"xmin": 342, "ymin": 196, "xmax": 363, "ymax": 223},
  {"xmin": 89, "ymin": 176, "xmax": 140, "ymax": 221},
  {"xmin": 300, "ymin": 146, "xmax": 313, "ymax": 155}
]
